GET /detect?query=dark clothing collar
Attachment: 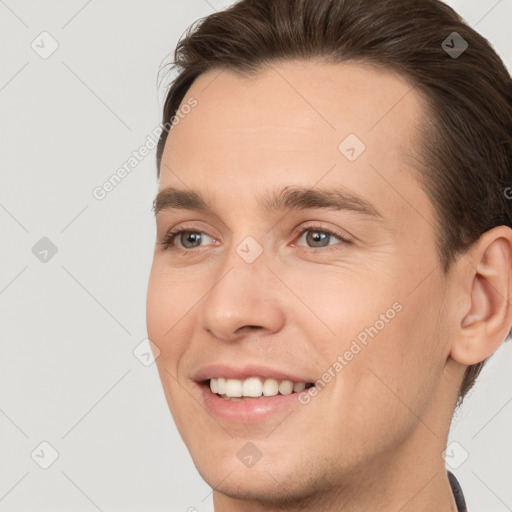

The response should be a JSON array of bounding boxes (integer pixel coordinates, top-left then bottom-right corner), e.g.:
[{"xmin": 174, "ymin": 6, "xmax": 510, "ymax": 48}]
[{"xmin": 448, "ymin": 470, "xmax": 467, "ymax": 512}]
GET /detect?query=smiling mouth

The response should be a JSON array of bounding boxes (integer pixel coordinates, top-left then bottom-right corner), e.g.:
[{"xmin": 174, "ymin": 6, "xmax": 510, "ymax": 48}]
[{"xmin": 205, "ymin": 377, "xmax": 315, "ymax": 400}]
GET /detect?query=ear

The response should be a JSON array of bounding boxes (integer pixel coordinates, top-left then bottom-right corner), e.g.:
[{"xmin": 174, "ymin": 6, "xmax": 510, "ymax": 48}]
[{"xmin": 450, "ymin": 226, "xmax": 512, "ymax": 365}]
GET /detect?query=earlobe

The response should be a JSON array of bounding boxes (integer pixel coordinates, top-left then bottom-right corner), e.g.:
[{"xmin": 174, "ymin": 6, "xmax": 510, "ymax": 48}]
[{"xmin": 451, "ymin": 226, "xmax": 512, "ymax": 366}]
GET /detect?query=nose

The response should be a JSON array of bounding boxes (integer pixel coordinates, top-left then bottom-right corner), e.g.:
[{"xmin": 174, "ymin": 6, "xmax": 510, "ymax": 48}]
[{"xmin": 198, "ymin": 251, "xmax": 286, "ymax": 342}]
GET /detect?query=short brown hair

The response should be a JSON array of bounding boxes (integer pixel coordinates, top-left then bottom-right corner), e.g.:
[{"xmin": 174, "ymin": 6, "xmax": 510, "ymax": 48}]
[{"xmin": 156, "ymin": 0, "xmax": 512, "ymax": 407}]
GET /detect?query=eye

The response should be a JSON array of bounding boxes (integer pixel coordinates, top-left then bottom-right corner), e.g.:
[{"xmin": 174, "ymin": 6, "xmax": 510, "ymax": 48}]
[
  {"xmin": 161, "ymin": 228, "xmax": 214, "ymax": 251},
  {"xmin": 294, "ymin": 224, "xmax": 352, "ymax": 249},
  {"xmin": 159, "ymin": 223, "xmax": 353, "ymax": 253}
]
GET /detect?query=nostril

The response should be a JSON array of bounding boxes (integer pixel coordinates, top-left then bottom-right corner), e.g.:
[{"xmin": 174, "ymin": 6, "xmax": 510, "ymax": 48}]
[{"xmin": 235, "ymin": 325, "xmax": 262, "ymax": 335}]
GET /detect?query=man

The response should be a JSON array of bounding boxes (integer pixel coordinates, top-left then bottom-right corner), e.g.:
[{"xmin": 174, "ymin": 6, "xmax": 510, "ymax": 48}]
[{"xmin": 146, "ymin": 0, "xmax": 512, "ymax": 510}]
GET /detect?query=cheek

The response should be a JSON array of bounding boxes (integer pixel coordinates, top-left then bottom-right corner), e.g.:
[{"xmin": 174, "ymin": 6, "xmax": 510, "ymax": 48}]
[
  {"xmin": 146, "ymin": 268, "xmax": 193, "ymax": 380},
  {"xmin": 286, "ymin": 267, "xmax": 401, "ymax": 359},
  {"xmin": 146, "ymin": 264, "xmax": 198, "ymax": 341},
  {"xmin": 352, "ymin": 275, "xmax": 447, "ymax": 417},
  {"xmin": 301, "ymin": 264, "xmax": 446, "ymax": 405},
  {"xmin": 147, "ymin": 270, "xmax": 195, "ymax": 436}
]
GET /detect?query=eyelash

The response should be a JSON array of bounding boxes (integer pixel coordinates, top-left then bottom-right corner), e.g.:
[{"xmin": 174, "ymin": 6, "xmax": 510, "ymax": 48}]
[{"xmin": 160, "ymin": 223, "xmax": 353, "ymax": 253}]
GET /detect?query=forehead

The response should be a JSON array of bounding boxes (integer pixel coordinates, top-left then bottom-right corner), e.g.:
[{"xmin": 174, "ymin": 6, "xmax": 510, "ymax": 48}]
[
  {"xmin": 164, "ymin": 59, "xmax": 422, "ymax": 157},
  {"xmin": 159, "ymin": 59, "xmax": 433, "ymax": 228}
]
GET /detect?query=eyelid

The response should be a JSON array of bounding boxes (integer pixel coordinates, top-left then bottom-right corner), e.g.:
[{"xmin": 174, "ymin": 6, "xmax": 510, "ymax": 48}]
[
  {"xmin": 160, "ymin": 224, "xmax": 216, "ymax": 250},
  {"xmin": 291, "ymin": 221, "xmax": 353, "ymax": 244},
  {"xmin": 160, "ymin": 221, "xmax": 353, "ymax": 253}
]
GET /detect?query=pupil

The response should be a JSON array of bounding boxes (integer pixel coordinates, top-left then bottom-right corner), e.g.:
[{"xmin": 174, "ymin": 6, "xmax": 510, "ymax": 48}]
[
  {"xmin": 182, "ymin": 232, "xmax": 201, "ymax": 248},
  {"xmin": 307, "ymin": 231, "xmax": 329, "ymax": 247}
]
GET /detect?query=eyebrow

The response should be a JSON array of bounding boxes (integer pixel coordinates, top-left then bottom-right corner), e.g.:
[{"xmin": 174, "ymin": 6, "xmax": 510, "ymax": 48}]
[{"xmin": 152, "ymin": 185, "xmax": 383, "ymax": 219}]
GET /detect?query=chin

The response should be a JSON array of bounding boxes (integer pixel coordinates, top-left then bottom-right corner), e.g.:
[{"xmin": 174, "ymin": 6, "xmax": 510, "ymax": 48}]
[
  {"xmin": 191, "ymin": 443, "xmax": 335, "ymax": 506},
  {"xmin": 203, "ymin": 468, "xmax": 309, "ymax": 504}
]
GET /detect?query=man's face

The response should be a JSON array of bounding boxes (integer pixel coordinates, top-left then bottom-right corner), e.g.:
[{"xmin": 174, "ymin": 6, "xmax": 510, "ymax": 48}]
[{"xmin": 147, "ymin": 60, "xmax": 457, "ymax": 501}]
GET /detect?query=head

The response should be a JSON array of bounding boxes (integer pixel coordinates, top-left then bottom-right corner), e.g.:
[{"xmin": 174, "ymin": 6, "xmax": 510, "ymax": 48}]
[{"xmin": 146, "ymin": 0, "xmax": 512, "ymax": 506}]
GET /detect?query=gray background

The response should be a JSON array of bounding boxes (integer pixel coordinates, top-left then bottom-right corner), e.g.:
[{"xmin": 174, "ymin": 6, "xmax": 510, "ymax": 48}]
[{"xmin": 0, "ymin": 1, "xmax": 511, "ymax": 511}]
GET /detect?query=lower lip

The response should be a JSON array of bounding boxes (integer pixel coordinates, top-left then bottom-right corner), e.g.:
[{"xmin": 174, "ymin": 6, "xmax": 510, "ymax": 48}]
[{"xmin": 197, "ymin": 382, "xmax": 312, "ymax": 423}]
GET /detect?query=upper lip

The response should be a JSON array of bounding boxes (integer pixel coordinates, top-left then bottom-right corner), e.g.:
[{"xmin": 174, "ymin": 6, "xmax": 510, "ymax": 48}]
[{"xmin": 193, "ymin": 364, "xmax": 316, "ymax": 384}]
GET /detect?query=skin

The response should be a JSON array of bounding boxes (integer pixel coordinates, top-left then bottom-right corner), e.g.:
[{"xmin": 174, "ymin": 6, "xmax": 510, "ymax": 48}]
[{"xmin": 146, "ymin": 59, "xmax": 512, "ymax": 511}]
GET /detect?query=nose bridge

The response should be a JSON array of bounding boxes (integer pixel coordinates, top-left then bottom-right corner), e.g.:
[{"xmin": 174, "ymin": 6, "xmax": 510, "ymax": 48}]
[{"xmin": 198, "ymin": 238, "xmax": 285, "ymax": 340}]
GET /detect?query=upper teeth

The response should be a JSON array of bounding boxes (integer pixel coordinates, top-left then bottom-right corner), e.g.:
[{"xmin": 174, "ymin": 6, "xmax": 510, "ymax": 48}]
[{"xmin": 210, "ymin": 377, "xmax": 308, "ymax": 398}]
